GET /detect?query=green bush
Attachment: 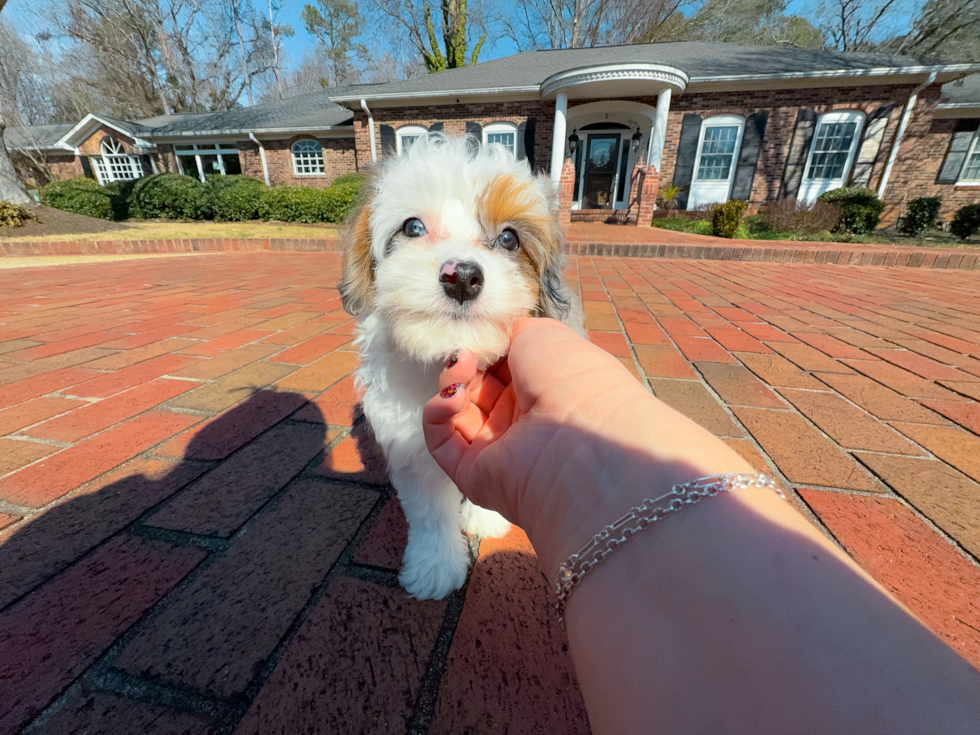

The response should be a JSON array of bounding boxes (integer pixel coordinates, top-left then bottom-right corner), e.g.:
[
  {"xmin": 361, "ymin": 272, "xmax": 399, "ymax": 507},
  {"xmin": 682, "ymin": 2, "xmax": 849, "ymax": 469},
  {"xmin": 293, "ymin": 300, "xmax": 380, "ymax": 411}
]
[
  {"xmin": 817, "ymin": 187, "xmax": 885, "ymax": 234},
  {"xmin": 712, "ymin": 200, "xmax": 748, "ymax": 238},
  {"xmin": 651, "ymin": 217, "xmax": 713, "ymax": 236},
  {"xmin": 950, "ymin": 204, "xmax": 980, "ymax": 240},
  {"xmin": 330, "ymin": 172, "xmax": 367, "ymax": 188},
  {"xmin": 898, "ymin": 197, "xmax": 941, "ymax": 236},
  {"xmin": 41, "ymin": 177, "xmax": 114, "ymax": 220},
  {"xmin": 259, "ymin": 186, "xmax": 329, "ymax": 223},
  {"xmin": 0, "ymin": 200, "xmax": 38, "ymax": 227},
  {"xmin": 129, "ymin": 173, "xmax": 204, "ymax": 219},
  {"xmin": 200, "ymin": 175, "xmax": 267, "ymax": 221},
  {"xmin": 321, "ymin": 180, "xmax": 364, "ymax": 223}
]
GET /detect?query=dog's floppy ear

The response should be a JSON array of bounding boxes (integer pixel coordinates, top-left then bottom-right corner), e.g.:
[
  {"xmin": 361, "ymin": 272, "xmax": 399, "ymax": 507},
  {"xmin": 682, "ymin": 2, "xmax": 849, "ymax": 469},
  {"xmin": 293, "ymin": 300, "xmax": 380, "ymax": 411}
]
[
  {"xmin": 339, "ymin": 202, "xmax": 374, "ymax": 315},
  {"xmin": 537, "ymin": 182, "xmax": 571, "ymax": 320}
]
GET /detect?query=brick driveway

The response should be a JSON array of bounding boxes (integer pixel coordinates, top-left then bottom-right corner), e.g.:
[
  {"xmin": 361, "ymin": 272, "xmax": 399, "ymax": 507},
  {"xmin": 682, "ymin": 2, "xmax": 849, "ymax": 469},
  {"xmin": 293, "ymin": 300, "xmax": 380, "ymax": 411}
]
[{"xmin": 1, "ymin": 252, "xmax": 979, "ymax": 734}]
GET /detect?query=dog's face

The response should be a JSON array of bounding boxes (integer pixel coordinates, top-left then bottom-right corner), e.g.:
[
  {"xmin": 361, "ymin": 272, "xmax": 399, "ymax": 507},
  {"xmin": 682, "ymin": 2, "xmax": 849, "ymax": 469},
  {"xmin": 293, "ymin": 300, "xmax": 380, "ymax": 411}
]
[{"xmin": 340, "ymin": 134, "xmax": 568, "ymax": 365}]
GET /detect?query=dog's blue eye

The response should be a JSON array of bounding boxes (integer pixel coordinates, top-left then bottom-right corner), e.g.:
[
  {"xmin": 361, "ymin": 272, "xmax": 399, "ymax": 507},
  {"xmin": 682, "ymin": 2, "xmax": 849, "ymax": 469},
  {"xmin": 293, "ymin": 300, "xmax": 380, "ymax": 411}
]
[
  {"xmin": 495, "ymin": 228, "xmax": 519, "ymax": 251},
  {"xmin": 402, "ymin": 218, "xmax": 426, "ymax": 238}
]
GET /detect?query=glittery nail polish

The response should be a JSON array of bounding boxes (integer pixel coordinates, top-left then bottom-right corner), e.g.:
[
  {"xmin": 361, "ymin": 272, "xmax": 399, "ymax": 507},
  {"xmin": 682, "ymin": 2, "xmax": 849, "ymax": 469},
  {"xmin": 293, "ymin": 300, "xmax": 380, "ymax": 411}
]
[
  {"xmin": 440, "ymin": 382, "xmax": 463, "ymax": 399},
  {"xmin": 445, "ymin": 350, "xmax": 459, "ymax": 369}
]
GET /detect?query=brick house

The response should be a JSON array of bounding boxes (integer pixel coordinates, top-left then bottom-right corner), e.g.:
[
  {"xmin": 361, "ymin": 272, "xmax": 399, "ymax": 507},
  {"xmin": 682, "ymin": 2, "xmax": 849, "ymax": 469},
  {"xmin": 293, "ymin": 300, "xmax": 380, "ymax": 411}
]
[{"xmin": 8, "ymin": 41, "xmax": 980, "ymax": 227}]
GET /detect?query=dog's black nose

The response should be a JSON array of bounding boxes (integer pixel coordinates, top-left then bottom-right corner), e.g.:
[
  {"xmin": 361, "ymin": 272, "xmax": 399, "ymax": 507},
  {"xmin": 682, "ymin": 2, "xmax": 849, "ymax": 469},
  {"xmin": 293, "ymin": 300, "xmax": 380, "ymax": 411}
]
[{"xmin": 440, "ymin": 261, "xmax": 484, "ymax": 304}]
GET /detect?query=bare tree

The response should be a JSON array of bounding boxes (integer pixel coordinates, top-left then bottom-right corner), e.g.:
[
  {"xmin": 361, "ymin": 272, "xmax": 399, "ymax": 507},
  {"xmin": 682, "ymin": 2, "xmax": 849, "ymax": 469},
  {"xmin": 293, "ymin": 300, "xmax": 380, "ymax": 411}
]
[
  {"xmin": 0, "ymin": 9, "xmax": 33, "ymax": 203},
  {"xmin": 263, "ymin": 0, "xmax": 294, "ymax": 100},
  {"xmin": 370, "ymin": 0, "xmax": 486, "ymax": 72},
  {"xmin": 817, "ymin": 0, "xmax": 904, "ymax": 52},
  {"xmin": 877, "ymin": 0, "xmax": 980, "ymax": 60}
]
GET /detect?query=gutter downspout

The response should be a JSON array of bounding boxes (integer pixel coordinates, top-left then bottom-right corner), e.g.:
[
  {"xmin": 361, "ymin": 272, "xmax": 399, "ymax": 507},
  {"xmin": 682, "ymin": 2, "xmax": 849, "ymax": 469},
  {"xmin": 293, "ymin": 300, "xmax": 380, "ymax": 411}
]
[
  {"xmin": 248, "ymin": 133, "xmax": 270, "ymax": 186},
  {"xmin": 361, "ymin": 99, "xmax": 377, "ymax": 163},
  {"xmin": 878, "ymin": 71, "xmax": 937, "ymax": 199}
]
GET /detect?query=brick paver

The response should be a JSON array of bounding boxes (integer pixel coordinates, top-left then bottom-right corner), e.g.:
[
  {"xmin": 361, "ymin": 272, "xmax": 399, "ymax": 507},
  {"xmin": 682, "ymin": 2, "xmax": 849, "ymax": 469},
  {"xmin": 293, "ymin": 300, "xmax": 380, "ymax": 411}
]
[{"xmin": 1, "ymin": 252, "xmax": 980, "ymax": 732}]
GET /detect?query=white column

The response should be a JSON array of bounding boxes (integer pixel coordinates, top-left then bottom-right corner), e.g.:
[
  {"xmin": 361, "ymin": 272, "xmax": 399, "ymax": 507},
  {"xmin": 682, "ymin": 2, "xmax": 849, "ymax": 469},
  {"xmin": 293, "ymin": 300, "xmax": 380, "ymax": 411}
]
[
  {"xmin": 550, "ymin": 92, "xmax": 568, "ymax": 187},
  {"xmin": 648, "ymin": 87, "xmax": 672, "ymax": 172}
]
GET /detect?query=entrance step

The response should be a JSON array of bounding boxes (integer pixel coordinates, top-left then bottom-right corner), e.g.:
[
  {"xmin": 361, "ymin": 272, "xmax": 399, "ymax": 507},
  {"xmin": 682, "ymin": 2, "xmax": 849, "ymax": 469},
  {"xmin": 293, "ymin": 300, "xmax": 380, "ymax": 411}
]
[{"xmin": 571, "ymin": 208, "xmax": 637, "ymax": 224}]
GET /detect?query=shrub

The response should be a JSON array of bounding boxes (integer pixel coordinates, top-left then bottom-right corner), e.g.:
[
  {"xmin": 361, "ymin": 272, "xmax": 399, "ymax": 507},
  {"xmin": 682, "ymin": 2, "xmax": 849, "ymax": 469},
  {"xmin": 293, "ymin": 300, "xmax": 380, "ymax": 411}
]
[
  {"xmin": 321, "ymin": 179, "xmax": 364, "ymax": 223},
  {"xmin": 817, "ymin": 187, "xmax": 885, "ymax": 234},
  {"xmin": 950, "ymin": 204, "xmax": 980, "ymax": 240},
  {"xmin": 651, "ymin": 217, "xmax": 713, "ymax": 235},
  {"xmin": 129, "ymin": 173, "xmax": 203, "ymax": 219},
  {"xmin": 200, "ymin": 175, "xmax": 267, "ymax": 221},
  {"xmin": 761, "ymin": 198, "xmax": 841, "ymax": 234},
  {"xmin": 711, "ymin": 200, "xmax": 748, "ymax": 238},
  {"xmin": 657, "ymin": 184, "xmax": 684, "ymax": 213},
  {"xmin": 0, "ymin": 200, "xmax": 38, "ymax": 227},
  {"xmin": 41, "ymin": 177, "xmax": 113, "ymax": 220},
  {"xmin": 898, "ymin": 196, "xmax": 941, "ymax": 236},
  {"xmin": 259, "ymin": 186, "xmax": 330, "ymax": 223},
  {"xmin": 330, "ymin": 172, "xmax": 367, "ymax": 188}
]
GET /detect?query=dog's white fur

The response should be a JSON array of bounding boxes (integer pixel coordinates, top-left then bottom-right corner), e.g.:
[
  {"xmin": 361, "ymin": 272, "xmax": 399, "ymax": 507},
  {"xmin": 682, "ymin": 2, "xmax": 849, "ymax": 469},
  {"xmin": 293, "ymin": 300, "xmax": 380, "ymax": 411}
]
[{"xmin": 339, "ymin": 134, "xmax": 581, "ymax": 600}]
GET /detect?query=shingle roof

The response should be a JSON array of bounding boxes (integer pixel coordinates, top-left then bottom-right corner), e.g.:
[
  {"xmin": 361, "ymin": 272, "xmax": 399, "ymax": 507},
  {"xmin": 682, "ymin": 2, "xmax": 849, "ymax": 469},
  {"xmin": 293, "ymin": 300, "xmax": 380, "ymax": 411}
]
[
  {"xmin": 940, "ymin": 74, "xmax": 980, "ymax": 106},
  {"xmin": 4, "ymin": 123, "xmax": 74, "ymax": 151},
  {"xmin": 331, "ymin": 41, "xmax": 958, "ymax": 101}
]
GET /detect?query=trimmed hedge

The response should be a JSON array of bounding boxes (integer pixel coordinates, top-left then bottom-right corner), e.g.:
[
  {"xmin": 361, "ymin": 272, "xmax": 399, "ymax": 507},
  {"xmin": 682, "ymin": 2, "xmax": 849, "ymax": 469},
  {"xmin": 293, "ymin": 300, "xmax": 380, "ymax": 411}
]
[
  {"xmin": 259, "ymin": 177, "xmax": 365, "ymax": 224},
  {"xmin": 818, "ymin": 187, "xmax": 885, "ymax": 234},
  {"xmin": 951, "ymin": 204, "xmax": 980, "ymax": 240},
  {"xmin": 712, "ymin": 200, "xmax": 748, "ymax": 238},
  {"xmin": 200, "ymin": 175, "xmax": 268, "ymax": 221},
  {"xmin": 129, "ymin": 173, "xmax": 204, "ymax": 219},
  {"xmin": 41, "ymin": 178, "xmax": 114, "ymax": 220}
]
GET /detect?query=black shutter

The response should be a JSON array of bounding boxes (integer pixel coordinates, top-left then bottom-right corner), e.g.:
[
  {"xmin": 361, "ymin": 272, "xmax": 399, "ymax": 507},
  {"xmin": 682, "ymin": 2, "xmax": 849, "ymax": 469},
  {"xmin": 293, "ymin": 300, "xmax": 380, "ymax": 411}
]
[
  {"xmin": 464, "ymin": 121, "xmax": 482, "ymax": 140},
  {"xmin": 936, "ymin": 119, "xmax": 979, "ymax": 184},
  {"xmin": 850, "ymin": 105, "xmax": 894, "ymax": 187},
  {"xmin": 523, "ymin": 118, "xmax": 536, "ymax": 167},
  {"xmin": 730, "ymin": 111, "xmax": 768, "ymax": 201},
  {"xmin": 428, "ymin": 122, "xmax": 444, "ymax": 132},
  {"xmin": 380, "ymin": 125, "xmax": 396, "ymax": 156},
  {"xmin": 138, "ymin": 155, "xmax": 153, "ymax": 176},
  {"xmin": 779, "ymin": 109, "xmax": 817, "ymax": 199},
  {"xmin": 672, "ymin": 113, "xmax": 702, "ymax": 210},
  {"xmin": 517, "ymin": 121, "xmax": 527, "ymax": 160},
  {"xmin": 80, "ymin": 156, "xmax": 95, "ymax": 180}
]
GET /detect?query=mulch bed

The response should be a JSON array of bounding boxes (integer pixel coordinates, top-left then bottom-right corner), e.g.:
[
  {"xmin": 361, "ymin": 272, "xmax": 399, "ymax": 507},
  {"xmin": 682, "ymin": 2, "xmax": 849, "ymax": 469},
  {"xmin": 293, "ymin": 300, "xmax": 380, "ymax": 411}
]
[{"xmin": 0, "ymin": 204, "xmax": 127, "ymax": 240}]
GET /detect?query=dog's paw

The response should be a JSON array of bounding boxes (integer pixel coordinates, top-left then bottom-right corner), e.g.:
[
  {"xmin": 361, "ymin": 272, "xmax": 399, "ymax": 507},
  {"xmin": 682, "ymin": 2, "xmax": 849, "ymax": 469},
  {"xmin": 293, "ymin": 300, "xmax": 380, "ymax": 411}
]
[
  {"xmin": 399, "ymin": 532, "xmax": 470, "ymax": 600},
  {"xmin": 462, "ymin": 502, "xmax": 511, "ymax": 539}
]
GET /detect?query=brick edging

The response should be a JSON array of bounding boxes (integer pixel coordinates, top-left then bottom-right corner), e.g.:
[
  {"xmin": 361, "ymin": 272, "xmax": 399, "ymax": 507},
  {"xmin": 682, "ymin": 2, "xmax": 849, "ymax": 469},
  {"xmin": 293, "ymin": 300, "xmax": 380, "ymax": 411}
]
[
  {"xmin": 0, "ymin": 237, "xmax": 341, "ymax": 257},
  {"xmin": 3, "ymin": 236, "xmax": 978, "ymax": 269}
]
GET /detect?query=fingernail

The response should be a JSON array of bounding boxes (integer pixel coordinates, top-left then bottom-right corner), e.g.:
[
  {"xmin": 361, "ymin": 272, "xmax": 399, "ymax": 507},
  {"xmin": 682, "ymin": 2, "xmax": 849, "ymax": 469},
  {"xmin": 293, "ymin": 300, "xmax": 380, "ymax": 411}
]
[
  {"xmin": 445, "ymin": 350, "xmax": 459, "ymax": 369},
  {"xmin": 440, "ymin": 382, "xmax": 463, "ymax": 399}
]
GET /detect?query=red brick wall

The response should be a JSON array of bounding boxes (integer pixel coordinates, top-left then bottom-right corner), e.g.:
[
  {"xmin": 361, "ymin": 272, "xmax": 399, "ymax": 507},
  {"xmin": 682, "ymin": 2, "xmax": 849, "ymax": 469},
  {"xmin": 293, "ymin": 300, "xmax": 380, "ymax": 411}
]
[
  {"xmin": 11, "ymin": 152, "xmax": 83, "ymax": 188},
  {"xmin": 351, "ymin": 100, "xmax": 556, "ymax": 173},
  {"xmin": 238, "ymin": 136, "xmax": 357, "ymax": 187}
]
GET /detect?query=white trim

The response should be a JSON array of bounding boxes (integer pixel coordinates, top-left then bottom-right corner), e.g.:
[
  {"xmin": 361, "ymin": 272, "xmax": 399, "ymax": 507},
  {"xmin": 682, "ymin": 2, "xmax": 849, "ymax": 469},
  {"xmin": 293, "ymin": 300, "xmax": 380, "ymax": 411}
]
[
  {"xmin": 482, "ymin": 122, "xmax": 518, "ymax": 156},
  {"xmin": 878, "ymin": 71, "xmax": 936, "ymax": 198},
  {"xmin": 361, "ymin": 99, "xmax": 377, "ymax": 163},
  {"xmin": 55, "ymin": 113, "xmax": 152, "ymax": 150},
  {"xmin": 542, "ymin": 63, "xmax": 688, "ymax": 99},
  {"xmin": 550, "ymin": 93, "xmax": 568, "ymax": 186},
  {"xmin": 291, "ymin": 139, "xmax": 326, "ymax": 176},
  {"xmin": 798, "ymin": 110, "xmax": 866, "ymax": 204},
  {"xmin": 688, "ymin": 115, "xmax": 745, "ymax": 208},
  {"xmin": 571, "ymin": 128, "xmax": 636, "ymax": 210},
  {"xmin": 567, "ymin": 100, "xmax": 658, "ymax": 126},
  {"xmin": 396, "ymin": 125, "xmax": 428, "ymax": 154},
  {"xmin": 147, "ymin": 125, "xmax": 354, "ymax": 141},
  {"xmin": 173, "ymin": 143, "xmax": 242, "ymax": 182},
  {"xmin": 959, "ymin": 134, "xmax": 980, "ymax": 183},
  {"xmin": 687, "ymin": 63, "xmax": 980, "ymax": 85},
  {"xmin": 333, "ymin": 86, "xmax": 540, "ymax": 103}
]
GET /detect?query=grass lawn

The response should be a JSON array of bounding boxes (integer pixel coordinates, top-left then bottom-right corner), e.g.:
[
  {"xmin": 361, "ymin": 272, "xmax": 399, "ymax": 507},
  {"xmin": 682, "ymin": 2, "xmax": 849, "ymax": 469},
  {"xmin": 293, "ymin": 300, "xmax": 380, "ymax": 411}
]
[{"xmin": 1, "ymin": 218, "xmax": 341, "ymax": 243}]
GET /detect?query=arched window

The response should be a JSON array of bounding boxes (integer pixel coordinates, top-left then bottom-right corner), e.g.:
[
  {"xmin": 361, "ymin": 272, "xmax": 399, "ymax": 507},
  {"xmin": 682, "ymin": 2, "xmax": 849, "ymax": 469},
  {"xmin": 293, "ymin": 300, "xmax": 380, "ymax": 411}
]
[
  {"xmin": 292, "ymin": 139, "xmax": 325, "ymax": 175},
  {"xmin": 92, "ymin": 136, "xmax": 143, "ymax": 184},
  {"xmin": 483, "ymin": 122, "xmax": 518, "ymax": 156},
  {"xmin": 799, "ymin": 110, "xmax": 865, "ymax": 203},
  {"xmin": 396, "ymin": 125, "xmax": 428, "ymax": 154}
]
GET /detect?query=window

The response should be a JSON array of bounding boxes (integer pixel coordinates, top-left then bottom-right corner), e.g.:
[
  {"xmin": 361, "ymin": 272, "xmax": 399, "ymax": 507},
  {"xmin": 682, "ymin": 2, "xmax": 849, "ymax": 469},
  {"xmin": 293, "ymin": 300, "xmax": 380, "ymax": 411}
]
[
  {"xmin": 92, "ymin": 137, "xmax": 143, "ymax": 184},
  {"xmin": 804, "ymin": 112, "xmax": 864, "ymax": 181},
  {"xmin": 174, "ymin": 143, "xmax": 243, "ymax": 182},
  {"xmin": 960, "ymin": 135, "xmax": 980, "ymax": 182},
  {"xmin": 396, "ymin": 125, "xmax": 427, "ymax": 154},
  {"xmin": 291, "ymin": 139, "xmax": 324, "ymax": 175},
  {"xmin": 696, "ymin": 126, "xmax": 740, "ymax": 180},
  {"xmin": 687, "ymin": 115, "xmax": 745, "ymax": 209},
  {"xmin": 483, "ymin": 122, "xmax": 518, "ymax": 156}
]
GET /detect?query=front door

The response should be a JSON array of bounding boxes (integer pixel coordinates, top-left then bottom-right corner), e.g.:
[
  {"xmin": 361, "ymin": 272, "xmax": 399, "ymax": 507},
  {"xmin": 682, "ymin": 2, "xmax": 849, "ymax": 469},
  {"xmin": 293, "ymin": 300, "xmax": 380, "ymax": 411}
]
[{"xmin": 582, "ymin": 134, "xmax": 621, "ymax": 209}]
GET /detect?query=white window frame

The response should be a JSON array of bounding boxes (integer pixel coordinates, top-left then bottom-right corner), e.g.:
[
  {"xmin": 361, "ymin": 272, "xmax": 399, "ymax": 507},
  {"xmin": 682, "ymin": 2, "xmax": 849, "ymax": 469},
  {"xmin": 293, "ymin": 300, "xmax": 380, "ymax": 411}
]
[
  {"xmin": 173, "ymin": 143, "xmax": 241, "ymax": 182},
  {"xmin": 92, "ymin": 137, "xmax": 143, "ymax": 184},
  {"xmin": 958, "ymin": 133, "xmax": 980, "ymax": 183},
  {"xmin": 396, "ymin": 125, "xmax": 428, "ymax": 155},
  {"xmin": 688, "ymin": 114, "xmax": 745, "ymax": 209},
  {"xmin": 483, "ymin": 122, "xmax": 518, "ymax": 156},
  {"xmin": 291, "ymin": 139, "xmax": 325, "ymax": 176},
  {"xmin": 798, "ymin": 110, "xmax": 865, "ymax": 204}
]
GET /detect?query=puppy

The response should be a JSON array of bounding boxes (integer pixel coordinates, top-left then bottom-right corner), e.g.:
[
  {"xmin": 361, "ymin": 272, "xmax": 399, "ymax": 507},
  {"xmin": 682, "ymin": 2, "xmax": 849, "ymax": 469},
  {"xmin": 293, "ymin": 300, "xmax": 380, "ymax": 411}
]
[{"xmin": 339, "ymin": 133, "xmax": 581, "ymax": 600}]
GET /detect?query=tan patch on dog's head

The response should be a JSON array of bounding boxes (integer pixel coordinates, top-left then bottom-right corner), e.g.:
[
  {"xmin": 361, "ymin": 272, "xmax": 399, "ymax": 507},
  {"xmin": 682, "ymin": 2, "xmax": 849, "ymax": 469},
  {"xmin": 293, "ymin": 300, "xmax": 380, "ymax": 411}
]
[
  {"xmin": 480, "ymin": 173, "xmax": 569, "ymax": 319},
  {"xmin": 339, "ymin": 202, "xmax": 374, "ymax": 315}
]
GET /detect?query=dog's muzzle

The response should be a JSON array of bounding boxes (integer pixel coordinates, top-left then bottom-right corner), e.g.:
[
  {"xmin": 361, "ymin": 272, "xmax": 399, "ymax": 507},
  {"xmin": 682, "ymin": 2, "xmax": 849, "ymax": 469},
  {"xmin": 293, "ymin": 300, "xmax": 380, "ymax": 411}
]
[{"xmin": 439, "ymin": 260, "xmax": 484, "ymax": 304}]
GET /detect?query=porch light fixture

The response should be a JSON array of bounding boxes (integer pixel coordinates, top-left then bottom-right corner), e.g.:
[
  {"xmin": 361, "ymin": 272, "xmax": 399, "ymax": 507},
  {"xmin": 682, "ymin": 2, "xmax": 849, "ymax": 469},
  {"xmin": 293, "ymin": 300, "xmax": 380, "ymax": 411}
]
[
  {"xmin": 568, "ymin": 129, "xmax": 579, "ymax": 156},
  {"xmin": 631, "ymin": 128, "xmax": 644, "ymax": 153}
]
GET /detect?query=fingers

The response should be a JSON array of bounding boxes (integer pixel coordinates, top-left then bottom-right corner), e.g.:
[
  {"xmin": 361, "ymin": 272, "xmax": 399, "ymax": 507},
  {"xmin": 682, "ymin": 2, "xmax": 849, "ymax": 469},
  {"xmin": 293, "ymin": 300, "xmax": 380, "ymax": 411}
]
[{"xmin": 422, "ymin": 383, "xmax": 470, "ymax": 480}]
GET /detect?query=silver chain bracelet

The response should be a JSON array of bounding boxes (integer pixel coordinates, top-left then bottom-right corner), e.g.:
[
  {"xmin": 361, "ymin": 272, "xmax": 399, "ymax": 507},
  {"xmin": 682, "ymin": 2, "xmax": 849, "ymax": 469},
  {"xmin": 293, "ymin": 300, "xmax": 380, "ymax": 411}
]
[{"xmin": 554, "ymin": 473, "xmax": 785, "ymax": 630}]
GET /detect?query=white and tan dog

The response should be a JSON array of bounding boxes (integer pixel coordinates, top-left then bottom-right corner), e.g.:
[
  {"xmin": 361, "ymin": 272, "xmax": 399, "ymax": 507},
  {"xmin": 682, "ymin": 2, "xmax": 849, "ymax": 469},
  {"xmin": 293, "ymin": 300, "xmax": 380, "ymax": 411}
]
[{"xmin": 339, "ymin": 133, "xmax": 581, "ymax": 600}]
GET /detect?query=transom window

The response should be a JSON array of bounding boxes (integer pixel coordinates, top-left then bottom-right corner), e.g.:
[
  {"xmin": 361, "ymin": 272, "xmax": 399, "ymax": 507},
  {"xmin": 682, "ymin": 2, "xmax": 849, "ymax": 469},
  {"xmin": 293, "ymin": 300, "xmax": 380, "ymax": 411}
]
[
  {"xmin": 174, "ymin": 143, "xmax": 242, "ymax": 182},
  {"xmin": 92, "ymin": 137, "xmax": 143, "ymax": 183},
  {"xmin": 396, "ymin": 125, "xmax": 428, "ymax": 154},
  {"xmin": 696, "ymin": 125, "xmax": 740, "ymax": 181},
  {"xmin": 291, "ymin": 139, "xmax": 324, "ymax": 175},
  {"xmin": 961, "ymin": 135, "xmax": 980, "ymax": 182},
  {"xmin": 805, "ymin": 113, "xmax": 863, "ymax": 181},
  {"xmin": 483, "ymin": 122, "xmax": 518, "ymax": 156}
]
